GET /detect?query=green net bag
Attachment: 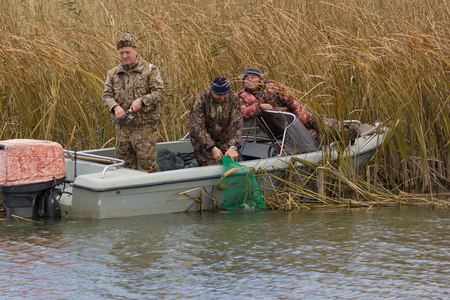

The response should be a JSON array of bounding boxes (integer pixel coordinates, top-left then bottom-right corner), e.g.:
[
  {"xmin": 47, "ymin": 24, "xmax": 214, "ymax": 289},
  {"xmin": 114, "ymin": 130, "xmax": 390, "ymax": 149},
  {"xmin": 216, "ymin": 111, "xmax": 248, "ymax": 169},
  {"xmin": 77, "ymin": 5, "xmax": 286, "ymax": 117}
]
[{"xmin": 218, "ymin": 156, "xmax": 266, "ymax": 211}]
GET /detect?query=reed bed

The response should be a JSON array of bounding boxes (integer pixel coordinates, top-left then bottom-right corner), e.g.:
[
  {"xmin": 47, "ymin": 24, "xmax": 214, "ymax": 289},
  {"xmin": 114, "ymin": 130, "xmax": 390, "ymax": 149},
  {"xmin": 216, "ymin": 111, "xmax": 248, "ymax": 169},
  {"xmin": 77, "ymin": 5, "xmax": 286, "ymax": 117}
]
[
  {"xmin": 1, "ymin": 0, "xmax": 449, "ymax": 209},
  {"xmin": 261, "ymin": 156, "xmax": 449, "ymax": 211}
]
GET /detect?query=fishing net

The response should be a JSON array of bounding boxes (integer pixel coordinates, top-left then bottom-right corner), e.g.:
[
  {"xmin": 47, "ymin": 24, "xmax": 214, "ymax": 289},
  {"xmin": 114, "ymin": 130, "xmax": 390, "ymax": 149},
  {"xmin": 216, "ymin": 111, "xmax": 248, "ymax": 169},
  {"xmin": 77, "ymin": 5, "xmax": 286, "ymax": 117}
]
[{"xmin": 218, "ymin": 156, "xmax": 266, "ymax": 211}]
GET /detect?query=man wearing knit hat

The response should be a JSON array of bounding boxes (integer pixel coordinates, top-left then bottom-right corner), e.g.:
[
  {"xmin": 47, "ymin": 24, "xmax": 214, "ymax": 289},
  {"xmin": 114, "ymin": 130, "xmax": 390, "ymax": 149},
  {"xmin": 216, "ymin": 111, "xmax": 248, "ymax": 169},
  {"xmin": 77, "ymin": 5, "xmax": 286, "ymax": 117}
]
[
  {"xmin": 189, "ymin": 76, "xmax": 243, "ymax": 166},
  {"xmin": 102, "ymin": 33, "xmax": 165, "ymax": 172},
  {"xmin": 238, "ymin": 67, "xmax": 340, "ymax": 143}
]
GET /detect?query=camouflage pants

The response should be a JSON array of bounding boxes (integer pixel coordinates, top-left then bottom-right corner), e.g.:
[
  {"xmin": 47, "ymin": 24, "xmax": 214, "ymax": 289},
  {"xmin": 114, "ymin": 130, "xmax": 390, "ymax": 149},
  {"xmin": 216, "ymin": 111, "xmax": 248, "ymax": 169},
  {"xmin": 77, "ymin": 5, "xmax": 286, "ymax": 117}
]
[{"xmin": 116, "ymin": 123, "xmax": 159, "ymax": 173}]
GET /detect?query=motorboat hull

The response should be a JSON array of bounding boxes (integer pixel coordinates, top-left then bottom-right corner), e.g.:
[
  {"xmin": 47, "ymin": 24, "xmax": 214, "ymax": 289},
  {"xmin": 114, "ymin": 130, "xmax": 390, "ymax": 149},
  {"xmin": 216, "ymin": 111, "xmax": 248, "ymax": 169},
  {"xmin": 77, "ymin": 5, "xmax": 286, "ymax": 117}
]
[
  {"xmin": 1, "ymin": 112, "xmax": 389, "ymax": 220},
  {"xmin": 58, "ymin": 129, "xmax": 387, "ymax": 219}
]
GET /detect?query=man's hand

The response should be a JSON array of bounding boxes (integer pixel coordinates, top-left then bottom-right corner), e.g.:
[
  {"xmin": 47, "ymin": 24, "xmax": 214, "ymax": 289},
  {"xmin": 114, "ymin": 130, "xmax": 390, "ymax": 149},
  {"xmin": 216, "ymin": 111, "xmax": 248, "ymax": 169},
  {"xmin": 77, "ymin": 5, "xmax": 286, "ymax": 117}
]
[
  {"xmin": 260, "ymin": 103, "xmax": 273, "ymax": 110},
  {"xmin": 130, "ymin": 98, "xmax": 143, "ymax": 112},
  {"xmin": 211, "ymin": 146, "xmax": 224, "ymax": 163},
  {"xmin": 114, "ymin": 105, "xmax": 127, "ymax": 119},
  {"xmin": 225, "ymin": 147, "xmax": 239, "ymax": 161}
]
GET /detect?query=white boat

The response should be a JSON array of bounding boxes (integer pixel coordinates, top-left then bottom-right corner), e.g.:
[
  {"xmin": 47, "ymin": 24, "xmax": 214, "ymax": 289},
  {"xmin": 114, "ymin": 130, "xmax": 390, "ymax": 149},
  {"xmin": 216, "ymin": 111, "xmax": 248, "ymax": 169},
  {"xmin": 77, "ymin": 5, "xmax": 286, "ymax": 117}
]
[{"xmin": 0, "ymin": 111, "xmax": 389, "ymax": 219}]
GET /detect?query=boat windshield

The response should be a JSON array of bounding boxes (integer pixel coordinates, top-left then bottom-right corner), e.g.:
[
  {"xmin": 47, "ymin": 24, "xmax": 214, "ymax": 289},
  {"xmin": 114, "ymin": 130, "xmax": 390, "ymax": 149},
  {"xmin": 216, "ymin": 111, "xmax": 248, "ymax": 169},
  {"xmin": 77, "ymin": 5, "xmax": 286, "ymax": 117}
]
[{"xmin": 242, "ymin": 110, "xmax": 319, "ymax": 158}]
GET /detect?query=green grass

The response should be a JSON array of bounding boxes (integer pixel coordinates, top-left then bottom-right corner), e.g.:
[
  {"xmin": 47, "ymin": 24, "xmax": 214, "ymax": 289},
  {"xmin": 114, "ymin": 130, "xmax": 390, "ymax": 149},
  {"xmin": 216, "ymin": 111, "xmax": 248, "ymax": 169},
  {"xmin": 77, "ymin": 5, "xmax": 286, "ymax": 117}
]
[{"xmin": 0, "ymin": 0, "xmax": 449, "ymax": 204}]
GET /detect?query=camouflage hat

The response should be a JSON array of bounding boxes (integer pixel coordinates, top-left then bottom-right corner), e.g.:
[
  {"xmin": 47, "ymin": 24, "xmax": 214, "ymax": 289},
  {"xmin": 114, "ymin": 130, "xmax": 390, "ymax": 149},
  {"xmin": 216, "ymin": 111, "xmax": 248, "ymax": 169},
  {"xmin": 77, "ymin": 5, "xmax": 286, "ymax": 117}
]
[{"xmin": 116, "ymin": 33, "xmax": 137, "ymax": 50}]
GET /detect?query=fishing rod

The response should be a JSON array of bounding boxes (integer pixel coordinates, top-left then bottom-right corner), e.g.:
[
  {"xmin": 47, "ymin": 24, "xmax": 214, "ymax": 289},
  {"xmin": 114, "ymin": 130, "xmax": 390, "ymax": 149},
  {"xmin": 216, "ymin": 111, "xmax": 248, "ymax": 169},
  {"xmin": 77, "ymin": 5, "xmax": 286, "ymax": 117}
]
[
  {"xmin": 69, "ymin": 108, "xmax": 134, "ymax": 179},
  {"xmin": 70, "ymin": 108, "xmax": 133, "ymax": 152},
  {"xmin": 7, "ymin": 109, "xmax": 133, "ymax": 190}
]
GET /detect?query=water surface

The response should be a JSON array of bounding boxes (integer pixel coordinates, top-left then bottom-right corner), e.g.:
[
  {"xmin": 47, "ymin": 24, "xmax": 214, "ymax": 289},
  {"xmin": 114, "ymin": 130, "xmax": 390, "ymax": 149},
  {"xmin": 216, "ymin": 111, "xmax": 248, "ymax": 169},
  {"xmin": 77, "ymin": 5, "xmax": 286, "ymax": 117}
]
[{"xmin": 1, "ymin": 207, "xmax": 448, "ymax": 299}]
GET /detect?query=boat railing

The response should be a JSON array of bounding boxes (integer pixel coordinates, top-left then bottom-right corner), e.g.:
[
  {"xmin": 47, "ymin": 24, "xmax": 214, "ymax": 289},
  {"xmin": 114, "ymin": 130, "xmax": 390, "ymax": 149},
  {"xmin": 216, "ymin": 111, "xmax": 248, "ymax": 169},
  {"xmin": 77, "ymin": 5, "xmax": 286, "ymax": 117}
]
[
  {"xmin": 327, "ymin": 120, "xmax": 386, "ymax": 151},
  {"xmin": 100, "ymin": 162, "xmax": 126, "ymax": 178},
  {"xmin": 242, "ymin": 110, "xmax": 321, "ymax": 157},
  {"xmin": 341, "ymin": 120, "xmax": 385, "ymax": 138},
  {"xmin": 64, "ymin": 150, "xmax": 125, "ymax": 179},
  {"xmin": 180, "ymin": 132, "xmax": 190, "ymax": 140},
  {"xmin": 343, "ymin": 120, "xmax": 362, "ymax": 132},
  {"xmin": 327, "ymin": 120, "xmax": 361, "ymax": 150}
]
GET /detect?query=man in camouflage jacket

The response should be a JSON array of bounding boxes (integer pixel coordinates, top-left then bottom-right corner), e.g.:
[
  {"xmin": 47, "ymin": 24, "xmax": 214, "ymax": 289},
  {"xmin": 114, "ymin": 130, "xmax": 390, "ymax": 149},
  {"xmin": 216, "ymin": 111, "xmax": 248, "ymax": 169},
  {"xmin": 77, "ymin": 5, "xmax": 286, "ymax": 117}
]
[
  {"xmin": 238, "ymin": 67, "xmax": 339, "ymax": 143},
  {"xmin": 102, "ymin": 34, "xmax": 165, "ymax": 172},
  {"xmin": 189, "ymin": 76, "xmax": 243, "ymax": 166}
]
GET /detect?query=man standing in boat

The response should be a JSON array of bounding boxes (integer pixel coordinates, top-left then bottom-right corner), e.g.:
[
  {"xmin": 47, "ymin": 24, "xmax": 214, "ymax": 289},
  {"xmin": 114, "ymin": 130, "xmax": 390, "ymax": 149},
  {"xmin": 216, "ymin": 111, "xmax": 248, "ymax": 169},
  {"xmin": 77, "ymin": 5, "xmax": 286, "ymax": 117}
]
[
  {"xmin": 189, "ymin": 76, "xmax": 243, "ymax": 166},
  {"xmin": 102, "ymin": 33, "xmax": 165, "ymax": 172},
  {"xmin": 238, "ymin": 67, "xmax": 340, "ymax": 143}
]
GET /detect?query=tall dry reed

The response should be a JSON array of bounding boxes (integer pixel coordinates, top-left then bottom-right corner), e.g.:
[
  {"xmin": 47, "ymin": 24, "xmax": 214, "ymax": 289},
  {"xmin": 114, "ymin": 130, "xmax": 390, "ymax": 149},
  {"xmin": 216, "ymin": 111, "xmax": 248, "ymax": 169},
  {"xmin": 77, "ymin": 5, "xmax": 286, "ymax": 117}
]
[{"xmin": 0, "ymin": 0, "xmax": 449, "ymax": 195}]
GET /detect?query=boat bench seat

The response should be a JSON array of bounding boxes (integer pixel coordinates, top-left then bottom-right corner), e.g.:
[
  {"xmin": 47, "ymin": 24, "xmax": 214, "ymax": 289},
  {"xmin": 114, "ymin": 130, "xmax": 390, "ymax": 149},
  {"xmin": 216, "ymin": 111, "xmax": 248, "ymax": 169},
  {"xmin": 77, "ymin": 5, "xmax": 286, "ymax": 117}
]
[{"xmin": 240, "ymin": 141, "xmax": 272, "ymax": 159}]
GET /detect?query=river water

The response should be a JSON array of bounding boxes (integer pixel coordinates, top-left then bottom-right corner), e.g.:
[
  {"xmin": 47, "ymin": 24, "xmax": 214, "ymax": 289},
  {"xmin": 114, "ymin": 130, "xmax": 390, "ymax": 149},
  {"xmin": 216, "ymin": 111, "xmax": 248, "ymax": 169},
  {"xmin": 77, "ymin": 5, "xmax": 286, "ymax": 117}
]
[{"xmin": 0, "ymin": 206, "xmax": 448, "ymax": 299}]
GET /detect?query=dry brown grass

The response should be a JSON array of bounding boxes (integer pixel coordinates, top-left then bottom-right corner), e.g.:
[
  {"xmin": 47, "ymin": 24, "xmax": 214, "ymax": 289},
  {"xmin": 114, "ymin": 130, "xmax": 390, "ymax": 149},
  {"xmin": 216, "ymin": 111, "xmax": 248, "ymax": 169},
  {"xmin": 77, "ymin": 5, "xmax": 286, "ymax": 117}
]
[{"xmin": 1, "ymin": 0, "xmax": 449, "ymax": 197}]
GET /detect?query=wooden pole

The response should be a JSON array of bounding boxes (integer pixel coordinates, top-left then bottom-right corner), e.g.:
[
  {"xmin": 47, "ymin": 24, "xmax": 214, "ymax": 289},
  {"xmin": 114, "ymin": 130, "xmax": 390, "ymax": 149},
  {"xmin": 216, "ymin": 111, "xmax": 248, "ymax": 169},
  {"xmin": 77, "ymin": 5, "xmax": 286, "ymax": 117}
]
[{"xmin": 318, "ymin": 167, "xmax": 325, "ymax": 197}]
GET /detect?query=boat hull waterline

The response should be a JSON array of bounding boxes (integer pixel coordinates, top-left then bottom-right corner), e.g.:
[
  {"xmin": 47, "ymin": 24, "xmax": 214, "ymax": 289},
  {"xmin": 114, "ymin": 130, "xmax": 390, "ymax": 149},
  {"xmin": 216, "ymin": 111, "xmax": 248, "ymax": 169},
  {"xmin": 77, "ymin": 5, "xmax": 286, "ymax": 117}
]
[{"xmin": 59, "ymin": 131, "xmax": 387, "ymax": 219}]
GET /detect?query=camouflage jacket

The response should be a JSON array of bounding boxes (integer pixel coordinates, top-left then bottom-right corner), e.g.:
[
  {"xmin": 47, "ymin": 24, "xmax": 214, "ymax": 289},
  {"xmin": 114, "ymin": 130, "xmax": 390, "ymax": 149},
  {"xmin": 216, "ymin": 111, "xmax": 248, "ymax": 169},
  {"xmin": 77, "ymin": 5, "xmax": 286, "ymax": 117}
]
[
  {"xmin": 189, "ymin": 88, "xmax": 243, "ymax": 152},
  {"xmin": 238, "ymin": 80, "xmax": 318, "ymax": 130},
  {"xmin": 102, "ymin": 56, "xmax": 165, "ymax": 125}
]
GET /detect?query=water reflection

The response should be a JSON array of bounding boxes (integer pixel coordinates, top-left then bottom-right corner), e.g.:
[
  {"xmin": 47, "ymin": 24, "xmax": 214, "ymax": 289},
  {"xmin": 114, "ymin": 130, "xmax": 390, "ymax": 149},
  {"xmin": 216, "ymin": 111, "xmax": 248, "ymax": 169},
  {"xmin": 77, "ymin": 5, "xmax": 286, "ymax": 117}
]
[{"xmin": 0, "ymin": 207, "xmax": 448, "ymax": 299}]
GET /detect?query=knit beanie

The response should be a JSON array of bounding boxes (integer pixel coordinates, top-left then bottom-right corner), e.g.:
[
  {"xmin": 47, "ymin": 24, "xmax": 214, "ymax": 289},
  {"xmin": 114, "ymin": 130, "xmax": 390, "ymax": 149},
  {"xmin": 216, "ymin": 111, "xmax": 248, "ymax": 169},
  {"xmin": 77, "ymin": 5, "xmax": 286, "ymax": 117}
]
[
  {"xmin": 241, "ymin": 67, "xmax": 263, "ymax": 81},
  {"xmin": 211, "ymin": 76, "xmax": 231, "ymax": 95}
]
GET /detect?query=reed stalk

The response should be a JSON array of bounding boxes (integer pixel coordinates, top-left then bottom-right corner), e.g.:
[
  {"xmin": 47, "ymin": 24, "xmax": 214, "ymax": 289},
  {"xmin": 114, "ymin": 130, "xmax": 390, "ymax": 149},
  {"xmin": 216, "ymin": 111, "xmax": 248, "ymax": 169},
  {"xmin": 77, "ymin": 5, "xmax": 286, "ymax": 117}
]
[{"xmin": 1, "ymin": 0, "xmax": 449, "ymax": 209}]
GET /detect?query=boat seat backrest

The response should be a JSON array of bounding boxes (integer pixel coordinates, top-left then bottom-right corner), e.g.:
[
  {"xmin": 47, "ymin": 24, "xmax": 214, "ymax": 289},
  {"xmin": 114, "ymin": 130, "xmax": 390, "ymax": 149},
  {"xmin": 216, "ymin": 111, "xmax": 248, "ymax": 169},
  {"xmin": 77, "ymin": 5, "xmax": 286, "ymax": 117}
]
[{"xmin": 257, "ymin": 111, "xmax": 295, "ymax": 141}]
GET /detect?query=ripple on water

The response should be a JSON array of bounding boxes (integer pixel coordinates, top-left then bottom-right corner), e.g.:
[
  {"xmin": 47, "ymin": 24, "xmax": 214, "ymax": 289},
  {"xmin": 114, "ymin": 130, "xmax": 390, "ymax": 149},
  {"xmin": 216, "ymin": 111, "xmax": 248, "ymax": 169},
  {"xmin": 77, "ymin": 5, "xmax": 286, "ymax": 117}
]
[{"xmin": 0, "ymin": 207, "xmax": 448, "ymax": 299}]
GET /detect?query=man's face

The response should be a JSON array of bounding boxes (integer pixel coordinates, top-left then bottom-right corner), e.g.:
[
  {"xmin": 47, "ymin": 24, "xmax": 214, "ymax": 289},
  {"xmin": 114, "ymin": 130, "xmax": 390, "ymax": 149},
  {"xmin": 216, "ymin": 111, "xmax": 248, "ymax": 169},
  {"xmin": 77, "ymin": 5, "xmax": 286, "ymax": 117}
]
[
  {"xmin": 119, "ymin": 47, "xmax": 138, "ymax": 66},
  {"xmin": 244, "ymin": 74, "xmax": 261, "ymax": 91},
  {"xmin": 212, "ymin": 92, "xmax": 229, "ymax": 103}
]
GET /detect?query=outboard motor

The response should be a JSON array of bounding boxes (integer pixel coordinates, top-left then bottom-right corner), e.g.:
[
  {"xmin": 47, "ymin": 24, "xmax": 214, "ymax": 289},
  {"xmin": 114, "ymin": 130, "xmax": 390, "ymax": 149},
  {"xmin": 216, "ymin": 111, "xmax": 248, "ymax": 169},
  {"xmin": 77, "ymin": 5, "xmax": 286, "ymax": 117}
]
[{"xmin": 0, "ymin": 139, "xmax": 66, "ymax": 219}]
